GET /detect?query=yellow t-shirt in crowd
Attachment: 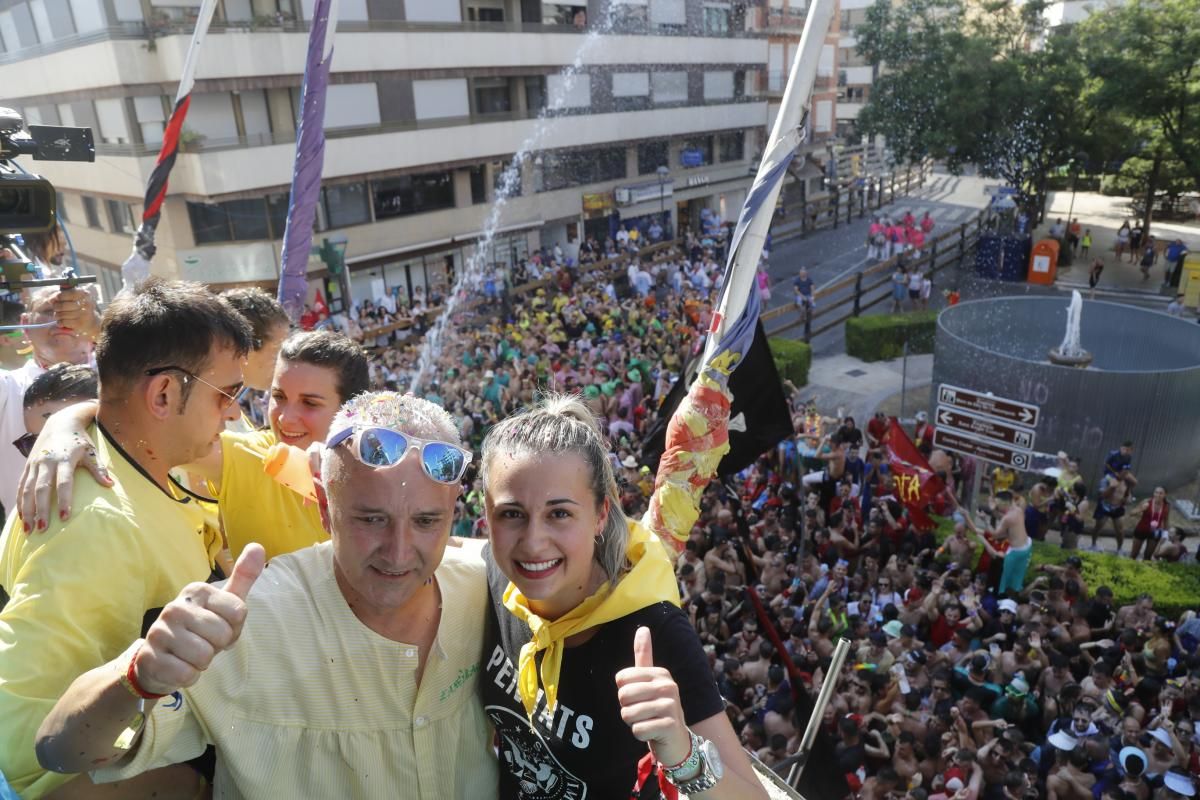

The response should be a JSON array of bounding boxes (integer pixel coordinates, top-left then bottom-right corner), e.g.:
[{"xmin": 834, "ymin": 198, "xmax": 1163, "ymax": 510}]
[
  {"xmin": 992, "ymin": 466, "xmax": 1017, "ymax": 493},
  {"xmin": 0, "ymin": 423, "xmax": 217, "ymax": 799},
  {"xmin": 96, "ymin": 541, "xmax": 498, "ymax": 799},
  {"xmin": 217, "ymin": 429, "xmax": 327, "ymax": 561}
]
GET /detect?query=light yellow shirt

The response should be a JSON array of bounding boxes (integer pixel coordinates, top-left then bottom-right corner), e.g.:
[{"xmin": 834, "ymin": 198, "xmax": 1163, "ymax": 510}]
[
  {"xmin": 217, "ymin": 429, "xmax": 327, "ymax": 560},
  {"xmin": 0, "ymin": 423, "xmax": 215, "ymax": 799},
  {"xmin": 96, "ymin": 541, "xmax": 498, "ymax": 799}
]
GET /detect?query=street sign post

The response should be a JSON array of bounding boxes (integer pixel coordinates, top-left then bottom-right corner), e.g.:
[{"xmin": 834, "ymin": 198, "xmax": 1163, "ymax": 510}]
[
  {"xmin": 935, "ymin": 407, "xmax": 1036, "ymax": 450},
  {"xmin": 936, "ymin": 384, "xmax": 1039, "ymax": 427},
  {"xmin": 932, "ymin": 429, "xmax": 1032, "ymax": 470}
]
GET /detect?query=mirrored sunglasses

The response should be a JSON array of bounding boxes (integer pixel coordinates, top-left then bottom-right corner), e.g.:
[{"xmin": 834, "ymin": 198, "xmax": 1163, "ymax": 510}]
[{"xmin": 326, "ymin": 426, "xmax": 471, "ymax": 485}]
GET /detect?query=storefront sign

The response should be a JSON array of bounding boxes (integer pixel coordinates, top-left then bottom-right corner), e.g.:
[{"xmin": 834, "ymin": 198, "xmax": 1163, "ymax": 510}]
[
  {"xmin": 582, "ymin": 192, "xmax": 614, "ymax": 213},
  {"xmin": 686, "ymin": 174, "xmax": 710, "ymax": 188},
  {"xmin": 614, "ymin": 180, "xmax": 674, "ymax": 206}
]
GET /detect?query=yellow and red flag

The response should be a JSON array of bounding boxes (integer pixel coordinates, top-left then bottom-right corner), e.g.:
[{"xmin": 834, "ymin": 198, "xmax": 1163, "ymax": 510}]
[{"xmin": 883, "ymin": 417, "xmax": 946, "ymax": 531}]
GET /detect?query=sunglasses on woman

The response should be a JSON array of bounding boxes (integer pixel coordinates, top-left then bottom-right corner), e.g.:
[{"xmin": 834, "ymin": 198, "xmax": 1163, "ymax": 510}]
[{"xmin": 325, "ymin": 426, "xmax": 471, "ymax": 485}]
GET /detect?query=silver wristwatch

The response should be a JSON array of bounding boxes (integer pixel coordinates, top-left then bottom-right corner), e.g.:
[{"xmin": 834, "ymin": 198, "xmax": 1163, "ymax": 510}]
[{"xmin": 671, "ymin": 736, "xmax": 725, "ymax": 795}]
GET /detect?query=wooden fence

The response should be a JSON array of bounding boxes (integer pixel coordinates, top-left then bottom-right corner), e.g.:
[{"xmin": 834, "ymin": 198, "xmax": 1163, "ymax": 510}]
[{"xmin": 762, "ymin": 209, "xmax": 987, "ymax": 342}]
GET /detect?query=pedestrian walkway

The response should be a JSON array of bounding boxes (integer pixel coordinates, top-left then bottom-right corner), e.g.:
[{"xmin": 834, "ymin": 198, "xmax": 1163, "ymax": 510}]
[
  {"xmin": 1036, "ymin": 190, "xmax": 1199, "ymax": 308},
  {"xmin": 792, "ymin": 352, "xmax": 933, "ymax": 425}
]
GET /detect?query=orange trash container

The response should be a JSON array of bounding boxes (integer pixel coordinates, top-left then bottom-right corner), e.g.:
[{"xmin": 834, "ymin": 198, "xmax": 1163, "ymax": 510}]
[{"xmin": 1028, "ymin": 238, "xmax": 1060, "ymax": 285}]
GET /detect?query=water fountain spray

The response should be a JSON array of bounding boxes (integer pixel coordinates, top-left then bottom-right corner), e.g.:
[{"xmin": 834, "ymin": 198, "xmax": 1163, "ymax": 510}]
[{"xmin": 1048, "ymin": 289, "xmax": 1093, "ymax": 367}]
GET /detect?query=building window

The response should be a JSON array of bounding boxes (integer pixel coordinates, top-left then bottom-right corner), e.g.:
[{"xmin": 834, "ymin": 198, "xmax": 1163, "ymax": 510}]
[
  {"xmin": 541, "ymin": 2, "xmax": 586, "ymax": 26},
  {"xmin": 55, "ymin": 191, "xmax": 68, "ymax": 223},
  {"xmin": 637, "ymin": 140, "xmax": 669, "ymax": 175},
  {"xmin": 651, "ymin": 71, "xmax": 688, "ymax": 104},
  {"xmin": 524, "ymin": 77, "xmax": 546, "ymax": 114},
  {"xmin": 323, "ymin": 182, "xmax": 371, "ymax": 228},
  {"xmin": 372, "ymin": 171, "xmax": 456, "ymax": 220},
  {"xmin": 188, "ymin": 201, "xmax": 233, "ymax": 244},
  {"xmin": 81, "ymin": 195, "xmax": 101, "ymax": 229},
  {"xmin": 472, "ymin": 78, "xmax": 512, "ymax": 115},
  {"xmin": 265, "ymin": 192, "xmax": 289, "ymax": 236},
  {"xmin": 466, "ymin": 4, "xmax": 504, "ymax": 21},
  {"xmin": 106, "ymin": 199, "xmax": 135, "ymax": 234},
  {"xmin": 679, "ymin": 136, "xmax": 713, "ymax": 168},
  {"xmin": 493, "ymin": 160, "xmax": 521, "ymax": 198},
  {"xmin": 539, "ymin": 146, "xmax": 626, "ymax": 192},
  {"xmin": 186, "ymin": 194, "xmax": 299, "ymax": 244},
  {"xmin": 703, "ymin": 4, "xmax": 730, "ymax": 35},
  {"xmin": 469, "ymin": 166, "xmax": 487, "ymax": 205},
  {"xmin": 718, "ymin": 131, "xmax": 744, "ymax": 162},
  {"xmin": 225, "ymin": 198, "xmax": 270, "ymax": 241}
]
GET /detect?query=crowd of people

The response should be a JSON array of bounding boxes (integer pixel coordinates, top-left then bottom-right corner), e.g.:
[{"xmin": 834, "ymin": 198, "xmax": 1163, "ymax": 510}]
[{"xmin": 1, "ymin": 218, "xmax": 1199, "ymax": 800}]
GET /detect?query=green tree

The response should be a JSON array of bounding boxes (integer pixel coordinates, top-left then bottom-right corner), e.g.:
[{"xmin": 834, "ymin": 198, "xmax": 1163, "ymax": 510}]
[
  {"xmin": 856, "ymin": 0, "xmax": 1113, "ymax": 215},
  {"xmin": 1076, "ymin": 0, "xmax": 1200, "ymax": 235}
]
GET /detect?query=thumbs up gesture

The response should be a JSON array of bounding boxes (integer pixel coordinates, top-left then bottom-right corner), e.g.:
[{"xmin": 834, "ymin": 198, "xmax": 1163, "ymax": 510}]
[
  {"xmin": 615, "ymin": 626, "xmax": 691, "ymax": 767},
  {"xmin": 133, "ymin": 544, "xmax": 266, "ymax": 697}
]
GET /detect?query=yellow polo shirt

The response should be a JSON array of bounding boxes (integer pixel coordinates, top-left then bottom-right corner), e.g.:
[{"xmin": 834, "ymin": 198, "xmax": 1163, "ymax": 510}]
[
  {"xmin": 96, "ymin": 541, "xmax": 498, "ymax": 799},
  {"xmin": 217, "ymin": 429, "xmax": 326, "ymax": 561},
  {"xmin": 0, "ymin": 423, "xmax": 217, "ymax": 799}
]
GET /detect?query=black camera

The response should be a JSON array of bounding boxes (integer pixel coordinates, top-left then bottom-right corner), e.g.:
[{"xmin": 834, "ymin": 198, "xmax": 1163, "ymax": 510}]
[{"xmin": 0, "ymin": 107, "xmax": 94, "ymax": 235}]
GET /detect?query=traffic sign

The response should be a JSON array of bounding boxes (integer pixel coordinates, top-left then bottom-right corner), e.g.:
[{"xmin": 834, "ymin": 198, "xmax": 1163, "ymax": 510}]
[
  {"xmin": 936, "ymin": 384, "xmax": 1039, "ymax": 427},
  {"xmin": 932, "ymin": 429, "xmax": 1031, "ymax": 470},
  {"xmin": 935, "ymin": 407, "xmax": 1035, "ymax": 450}
]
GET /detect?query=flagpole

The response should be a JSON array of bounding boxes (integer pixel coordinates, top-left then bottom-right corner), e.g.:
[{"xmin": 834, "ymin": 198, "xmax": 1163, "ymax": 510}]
[
  {"xmin": 119, "ymin": 0, "xmax": 220, "ymax": 292},
  {"xmin": 703, "ymin": 0, "xmax": 836, "ymax": 364},
  {"xmin": 276, "ymin": 0, "xmax": 340, "ymax": 323}
]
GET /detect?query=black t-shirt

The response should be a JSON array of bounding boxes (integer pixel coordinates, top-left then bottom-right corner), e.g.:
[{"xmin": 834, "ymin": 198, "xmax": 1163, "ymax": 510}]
[
  {"xmin": 1087, "ymin": 599, "xmax": 1115, "ymax": 631},
  {"xmin": 837, "ymin": 425, "xmax": 864, "ymax": 450},
  {"xmin": 481, "ymin": 545, "xmax": 724, "ymax": 800}
]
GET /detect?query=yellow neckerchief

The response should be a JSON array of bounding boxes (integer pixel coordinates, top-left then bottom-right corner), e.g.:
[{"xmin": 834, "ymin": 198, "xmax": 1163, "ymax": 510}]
[{"xmin": 502, "ymin": 522, "xmax": 680, "ymax": 717}]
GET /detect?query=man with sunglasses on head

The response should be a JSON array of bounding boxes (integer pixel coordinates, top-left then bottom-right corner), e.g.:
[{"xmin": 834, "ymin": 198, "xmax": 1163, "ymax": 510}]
[
  {"xmin": 0, "ymin": 278, "xmax": 251, "ymax": 799},
  {"xmin": 36, "ymin": 391, "xmax": 498, "ymax": 799}
]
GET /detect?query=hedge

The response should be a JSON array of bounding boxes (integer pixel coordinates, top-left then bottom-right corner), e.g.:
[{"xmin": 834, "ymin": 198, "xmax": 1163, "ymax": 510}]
[
  {"xmin": 932, "ymin": 517, "xmax": 1200, "ymax": 619},
  {"xmin": 845, "ymin": 311, "xmax": 938, "ymax": 363},
  {"xmin": 768, "ymin": 337, "xmax": 812, "ymax": 387}
]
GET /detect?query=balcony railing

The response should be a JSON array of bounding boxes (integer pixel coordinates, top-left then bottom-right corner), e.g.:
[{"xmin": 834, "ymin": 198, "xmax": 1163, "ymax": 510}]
[
  {"xmin": 93, "ymin": 95, "xmax": 767, "ymax": 158},
  {"xmin": 0, "ymin": 15, "xmax": 762, "ymax": 66}
]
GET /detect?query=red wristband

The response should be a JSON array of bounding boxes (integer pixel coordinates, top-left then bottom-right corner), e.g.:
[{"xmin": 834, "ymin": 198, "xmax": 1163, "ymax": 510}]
[
  {"xmin": 121, "ymin": 644, "xmax": 169, "ymax": 700},
  {"xmin": 659, "ymin": 735, "xmax": 694, "ymax": 772}
]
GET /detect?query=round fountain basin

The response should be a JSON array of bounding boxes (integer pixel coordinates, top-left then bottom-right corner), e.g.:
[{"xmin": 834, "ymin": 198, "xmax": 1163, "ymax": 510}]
[{"xmin": 932, "ymin": 297, "xmax": 1200, "ymax": 490}]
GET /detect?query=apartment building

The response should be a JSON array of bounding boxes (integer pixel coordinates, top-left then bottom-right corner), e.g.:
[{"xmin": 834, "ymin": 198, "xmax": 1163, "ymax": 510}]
[
  {"xmin": 835, "ymin": 0, "xmax": 873, "ymax": 138},
  {"xmin": 0, "ymin": 0, "xmax": 768, "ymax": 310}
]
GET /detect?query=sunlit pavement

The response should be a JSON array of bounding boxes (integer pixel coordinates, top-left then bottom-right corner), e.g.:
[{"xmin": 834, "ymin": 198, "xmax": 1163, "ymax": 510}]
[{"xmin": 1036, "ymin": 189, "xmax": 1199, "ymax": 302}]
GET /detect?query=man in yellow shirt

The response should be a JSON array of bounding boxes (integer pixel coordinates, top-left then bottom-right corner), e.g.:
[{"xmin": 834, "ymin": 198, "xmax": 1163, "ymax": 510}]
[
  {"xmin": 0, "ymin": 278, "xmax": 252, "ymax": 799},
  {"xmin": 37, "ymin": 392, "xmax": 497, "ymax": 799},
  {"xmin": 25, "ymin": 330, "xmax": 369, "ymax": 562}
]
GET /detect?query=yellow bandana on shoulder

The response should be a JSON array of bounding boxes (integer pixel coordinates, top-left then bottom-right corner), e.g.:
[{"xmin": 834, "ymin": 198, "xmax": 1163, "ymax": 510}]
[{"xmin": 502, "ymin": 521, "xmax": 681, "ymax": 717}]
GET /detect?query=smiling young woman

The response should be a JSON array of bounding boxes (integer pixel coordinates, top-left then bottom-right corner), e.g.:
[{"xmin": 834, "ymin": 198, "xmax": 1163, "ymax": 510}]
[{"xmin": 478, "ymin": 395, "xmax": 767, "ymax": 800}]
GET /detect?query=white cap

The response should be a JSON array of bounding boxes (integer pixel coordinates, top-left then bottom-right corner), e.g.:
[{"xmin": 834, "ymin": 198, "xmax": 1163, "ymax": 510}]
[
  {"xmin": 998, "ymin": 599, "xmax": 1019, "ymax": 614},
  {"xmin": 1165, "ymin": 769, "xmax": 1197, "ymax": 797},
  {"xmin": 915, "ymin": 411, "xmax": 928, "ymax": 421},
  {"xmin": 1149, "ymin": 728, "xmax": 1174, "ymax": 749},
  {"xmin": 1047, "ymin": 730, "xmax": 1078, "ymax": 751}
]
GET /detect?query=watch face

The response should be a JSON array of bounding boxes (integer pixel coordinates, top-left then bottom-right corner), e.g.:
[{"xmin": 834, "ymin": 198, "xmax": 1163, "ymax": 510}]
[{"xmin": 701, "ymin": 739, "xmax": 725, "ymax": 779}]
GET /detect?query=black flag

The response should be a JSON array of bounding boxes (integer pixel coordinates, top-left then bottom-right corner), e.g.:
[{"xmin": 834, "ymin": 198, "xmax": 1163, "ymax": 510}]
[{"xmin": 642, "ymin": 322, "xmax": 792, "ymax": 476}]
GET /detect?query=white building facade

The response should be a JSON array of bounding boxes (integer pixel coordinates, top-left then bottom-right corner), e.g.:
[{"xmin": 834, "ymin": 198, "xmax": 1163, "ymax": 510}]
[{"xmin": 0, "ymin": 0, "xmax": 768, "ymax": 308}]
